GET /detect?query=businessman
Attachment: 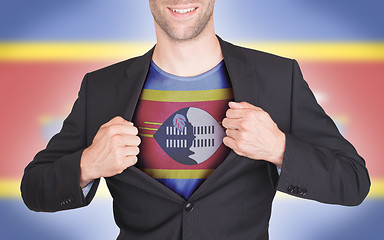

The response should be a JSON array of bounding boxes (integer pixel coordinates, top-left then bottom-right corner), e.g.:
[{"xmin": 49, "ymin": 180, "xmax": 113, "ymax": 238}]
[{"xmin": 21, "ymin": 0, "xmax": 370, "ymax": 239}]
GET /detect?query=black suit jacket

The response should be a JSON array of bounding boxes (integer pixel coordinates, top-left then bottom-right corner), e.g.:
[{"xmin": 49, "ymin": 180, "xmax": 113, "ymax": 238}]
[{"xmin": 21, "ymin": 37, "xmax": 370, "ymax": 240}]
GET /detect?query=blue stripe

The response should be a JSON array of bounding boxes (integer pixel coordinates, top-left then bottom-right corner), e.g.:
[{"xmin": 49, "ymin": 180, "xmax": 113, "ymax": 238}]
[
  {"xmin": 1, "ymin": 198, "xmax": 382, "ymax": 239},
  {"xmin": 143, "ymin": 60, "xmax": 232, "ymax": 91},
  {"xmin": 155, "ymin": 178, "xmax": 205, "ymax": 199},
  {"xmin": 1, "ymin": 0, "xmax": 383, "ymax": 41}
]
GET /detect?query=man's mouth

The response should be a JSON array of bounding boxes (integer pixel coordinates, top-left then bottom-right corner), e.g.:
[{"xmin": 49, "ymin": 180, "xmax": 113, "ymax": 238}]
[{"xmin": 169, "ymin": 7, "xmax": 197, "ymax": 14}]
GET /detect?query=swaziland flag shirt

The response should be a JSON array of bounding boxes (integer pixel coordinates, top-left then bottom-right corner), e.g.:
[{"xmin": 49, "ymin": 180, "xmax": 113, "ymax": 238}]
[{"xmin": 132, "ymin": 60, "xmax": 234, "ymax": 199}]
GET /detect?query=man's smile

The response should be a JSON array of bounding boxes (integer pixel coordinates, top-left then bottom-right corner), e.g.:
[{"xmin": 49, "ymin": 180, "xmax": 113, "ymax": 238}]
[
  {"xmin": 168, "ymin": 6, "xmax": 198, "ymax": 18},
  {"xmin": 170, "ymin": 7, "xmax": 196, "ymax": 14}
]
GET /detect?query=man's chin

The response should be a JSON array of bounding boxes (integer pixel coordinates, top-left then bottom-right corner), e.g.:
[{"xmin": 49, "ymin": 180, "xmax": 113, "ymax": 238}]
[{"xmin": 165, "ymin": 27, "xmax": 206, "ymax": 42}]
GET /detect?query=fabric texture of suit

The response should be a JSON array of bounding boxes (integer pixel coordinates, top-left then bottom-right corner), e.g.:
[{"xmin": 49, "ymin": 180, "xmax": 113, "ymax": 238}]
[{"xmin": 21, "ymin": 37, "xmax": 370, "ymax": 240}]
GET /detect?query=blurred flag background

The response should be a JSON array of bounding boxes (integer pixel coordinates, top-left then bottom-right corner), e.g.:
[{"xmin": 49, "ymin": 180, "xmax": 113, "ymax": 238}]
[{"xmin": 0, "ymin": 0, "xmax": 383, "ymax": 239}]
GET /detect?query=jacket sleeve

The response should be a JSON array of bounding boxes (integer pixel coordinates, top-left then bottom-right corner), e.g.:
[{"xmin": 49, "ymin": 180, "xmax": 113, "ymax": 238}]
[
  {"xmin": 21, "ymin": 74, "xmax": 100, "ymax": 212},
  {"xmin": 276, "ymin": 60, "xmax": 370, "ymax": 206}
]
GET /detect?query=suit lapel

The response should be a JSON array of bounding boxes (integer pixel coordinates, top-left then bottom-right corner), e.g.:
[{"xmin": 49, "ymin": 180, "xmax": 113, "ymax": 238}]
[
  {"xmin": 116, "ymin": 47, "xmax": 154, "ymax": 121},
  {"xmin": 219, "ymin": 37, "xmax": 259, "ymax": 105}
]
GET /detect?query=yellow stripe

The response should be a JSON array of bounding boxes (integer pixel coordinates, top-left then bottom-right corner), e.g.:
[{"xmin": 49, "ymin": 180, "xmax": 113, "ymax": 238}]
[
  {"xmin": 240, "ymin": 42, "xmax": 384, "ymax": 61},
  {"xmin": 141, "ymin": 169, "xmax": 215, "ymax": 179},
  {"xmin": 0, "ymin": 179, "xmax": 21, "ymax": 198},
  {"xmin": 141, "ymin": 88, "xmax": 234, "ymax": 102},
  {"xmin": 1, "ymin": 178, "xmax": 383, "ymax": 199},
  {"xmin": 138, "ymin": 127, "xmax": 158, "ymax": 131},
  {"xmin": 0, "ymin": 42, "xmax": 384, "ymax": 61},
  {"xmin": 144, "ymin": 121, "xmax": 163, "ymax": 125},
  {"xmin": 139, "ymin": 133, "xmax": 153, "ymax": 138},
  {"xmin": 368, "ymin": 179, "xmax": 384, "ymax": 198},
  {"xmin": 0, "ymin": 42, "xmax": 154, "ymax": 61}
]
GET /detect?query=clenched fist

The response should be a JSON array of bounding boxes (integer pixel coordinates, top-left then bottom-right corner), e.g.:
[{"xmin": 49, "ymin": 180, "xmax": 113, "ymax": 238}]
[
  {"xmin": 222, "ymin": 102, "xmax": 285, "ymax": 168},
  {"xmin": 80, "ymin": 116, "xmax": 141, "ymax": 187}
]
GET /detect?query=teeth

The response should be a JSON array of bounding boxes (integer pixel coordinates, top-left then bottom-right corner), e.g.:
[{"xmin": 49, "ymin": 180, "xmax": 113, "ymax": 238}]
[{"xmin": 172, "ymin": 8, "xmax": 196, "ymax": 14}]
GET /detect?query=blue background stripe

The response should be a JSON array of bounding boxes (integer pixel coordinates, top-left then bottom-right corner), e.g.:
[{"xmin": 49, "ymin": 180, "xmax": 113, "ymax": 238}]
[
  {"xmin": 1, "ymin": 198, "xmax": 382, "ymax": 240},
  {"xmin": 1, "ymin": 0, "xmax": 383, "ymax": 41}
]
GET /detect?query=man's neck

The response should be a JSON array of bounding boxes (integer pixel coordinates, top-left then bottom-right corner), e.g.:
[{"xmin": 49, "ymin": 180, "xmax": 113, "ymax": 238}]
[{"xmin": 152, "ymin": 25, "xmax": 223, "ymax": 77}]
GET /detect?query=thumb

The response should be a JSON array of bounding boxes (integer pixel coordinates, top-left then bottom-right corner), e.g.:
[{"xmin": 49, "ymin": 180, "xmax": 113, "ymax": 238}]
[{"xmin": 228, "ymin": 101, "xmax": 259, "ymax": 110}]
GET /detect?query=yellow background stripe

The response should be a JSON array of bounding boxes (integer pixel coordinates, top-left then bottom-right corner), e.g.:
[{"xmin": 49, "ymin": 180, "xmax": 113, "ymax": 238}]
[
  {"xmin": 0, "ymin": 179, "xmax": 21, "ymax": 198},
  {"xmin": 141, "ymin": 169, "xmax": 215, "ymax": 179},
  {"xmin": 1, "ymin": 178, "xmax": 383, "ymax": 199},
  {"xmin": 240, "ymin": 42, "xmax": 384, "ymax": 61},
  {"xmin": 368, "ymin": 179, "xmax": 384, "ymax": 198},
  {"xmin": 0, "ymin": 42, "xmax": 154, "ymax": 61},
  {"xmin": 140, "ymin": 88, "xmax": 234, "ymax": 102},
  {"xmin": 1, "ymin": 42, "xmax": 383, "ymax": 61}
]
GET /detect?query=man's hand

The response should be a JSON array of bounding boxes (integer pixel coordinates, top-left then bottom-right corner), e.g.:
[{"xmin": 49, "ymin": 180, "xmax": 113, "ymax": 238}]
[
  {"xmin": 80, "ymin": 116, "xmax": 141, "ymax": 188},
  {"xmin": 222, "ymin": 102, "xmax": 285, "ymax": 168}
]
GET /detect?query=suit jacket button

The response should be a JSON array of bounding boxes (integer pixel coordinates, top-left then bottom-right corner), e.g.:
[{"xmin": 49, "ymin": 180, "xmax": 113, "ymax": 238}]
[
  {"xmin": 287, "ymin": 185, "xmax": 295, "ymax": 193},
  {"xmin": 298, "ymin": 188, "xmax": 307, "ymax": 196},
  {"xmin": 185, "ymin": 202, "xmax": 194, "ymax": 212}
]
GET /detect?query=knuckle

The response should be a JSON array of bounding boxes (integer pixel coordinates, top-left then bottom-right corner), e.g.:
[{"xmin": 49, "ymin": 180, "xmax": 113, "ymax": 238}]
[
  {"xmin": 225, "ymin": 109, "xmax": 232, "ymax": 117},
  {"xmin": 100, "ymin": 123, "xmax": 108, "ymax": 130},
  {"xmin": 111, "ymin": 134, "xmax": 122, "ymax": 144},
  {"xmin": 238, "ymin": 131, "xmax": 247, "ymax": 140},
  {"xmin": 129, "ymin": 146, "xmax": 139, "ymax": 155},
  {"xmin": 107, "ymin": 125, "xmax": 118, "ymax": 135},
  {"xmin": 233, "ymin": 141, "xmax": 241, "ymax": 150},
  {"xmin": 127, "ymin": 136, "xmax": 139, "ymax": 146},
  {"xmin": 127, "ymin": 146, "xmax": 138, "ymax": 155},
  {"xmin": 235, "ymin": 150, "xmax": 245, "ymax": 157},
  {"xmin": 117, "ymin": 158, "xmax": 126, "ymax": 169},
  {"xmin": 249, "ymin": 111, "xmax": 260, "ymax": 121},
  {"xmin": 135, "ymin": 136, "xmax": 142, "ymax": 145},
  {"xmin": 225, "ymin": 129, "xmax": 230, "ymax": 136},
  {"xmin": 127, "ymin": 156, "xmax": 138, "ymax": 165},
  {"xmin": 115, "ymin": 166, "xmax": 125, "ymax": 174},
  {"xmin": 134, "ymin": 147, "xmax": 140, "ymax": 155},
  {"xmin": 114, "ymin": 159, "xmax": 122, "ymax": 170},
  {"xmin": 125, "ymin": 120, "xmax": 134, "ymax": 126},
  {"xmin": 259, "ymin": 111, "xmax": 270, "ymax": 121},
  {"xmin": 112, "ymin": 148, "xmax": 121, "ymax": 159},
  {"xmin": 222, "ymin": 118, "xmax": 228, "ymax": 127},
  {"xmin": 132, "ymin": 126, "xmax": 139, "ymax": 135},
  {"xmin": 222, "ymin": 137, "xmax": 230, "ymax": 147},
  {"xmin": 224, "ymin": 136, "xmax": 235, "ymax": 148},
  {"xmin": 244, "ymin": 111, "xmax": 253, "ymax": 119},
  {"xmin": 110, "ymin": 134, "xmax": 119, "ymax": 142},
  {"xmin": 260, "ymin": 111, "xmax": 268, "ymax": 118},
  {"xmin": 113, "ymin": 116, "xmax": 124, "ymax": 122},
  {"xmin": 257, "ymin": 107, "xmax": 265, "ymax": 112},
  {"xmin": 239, "ymin": 120, "xmax": 248, "ymax": 130}
]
